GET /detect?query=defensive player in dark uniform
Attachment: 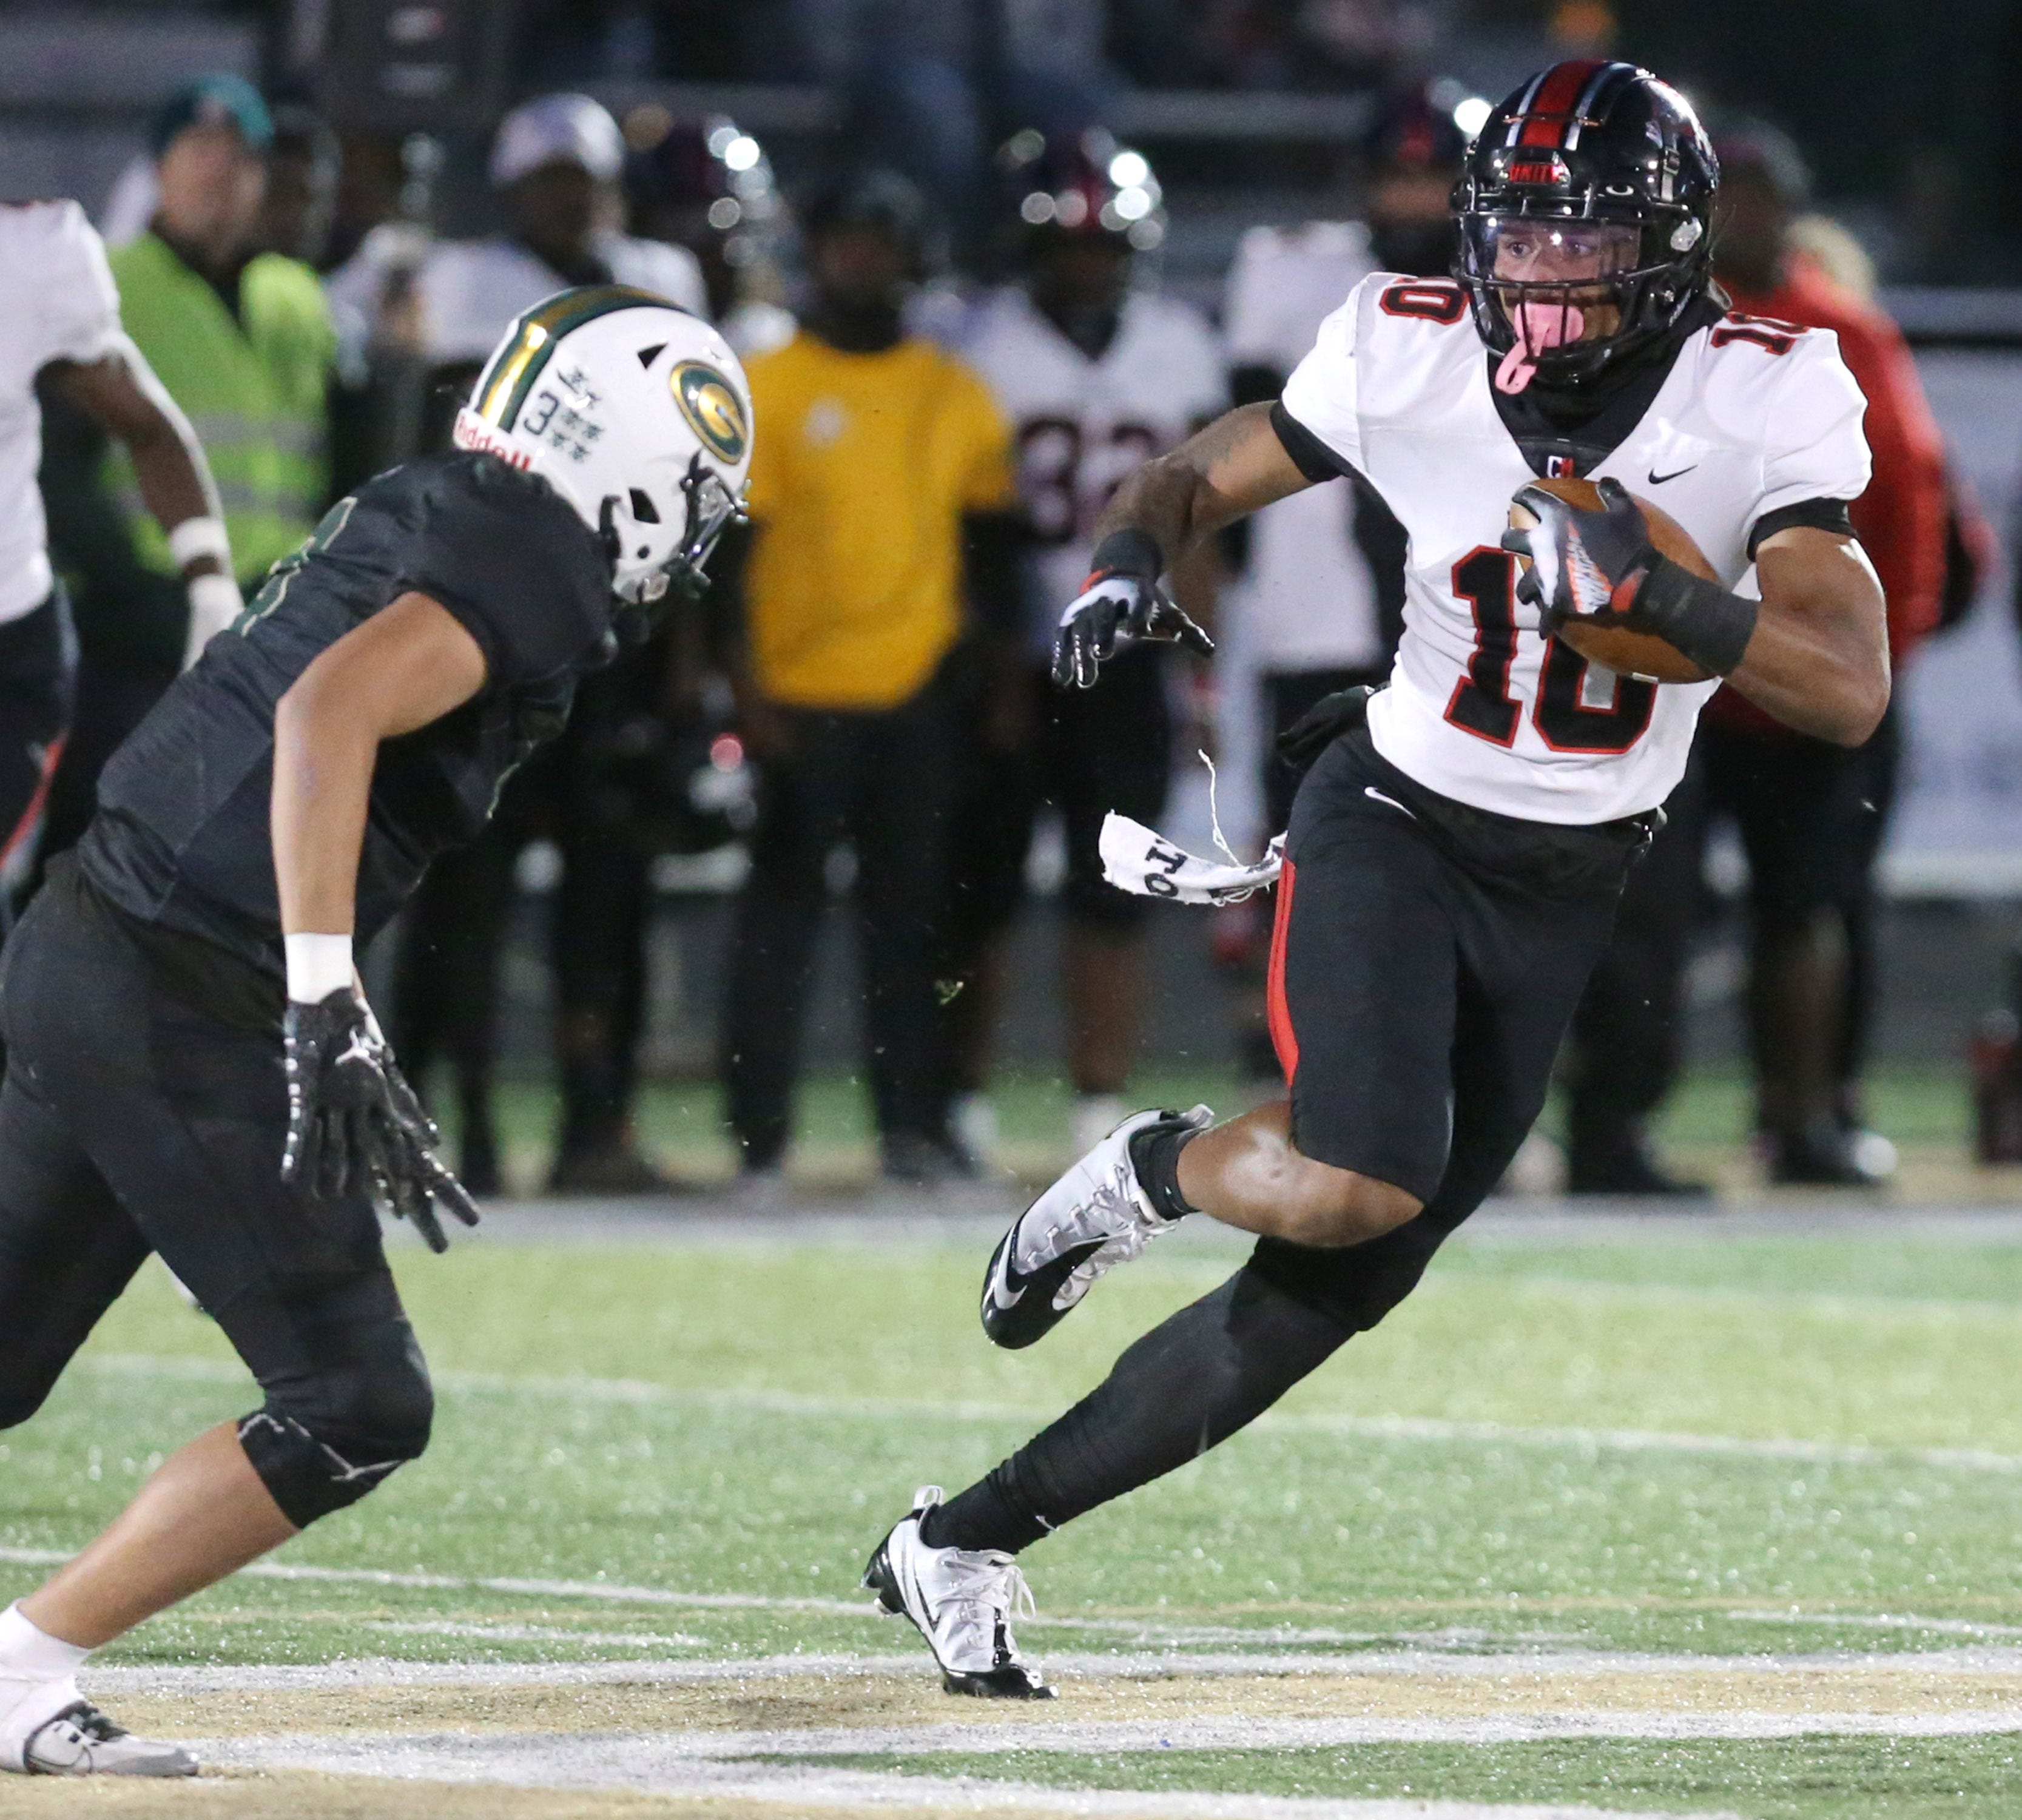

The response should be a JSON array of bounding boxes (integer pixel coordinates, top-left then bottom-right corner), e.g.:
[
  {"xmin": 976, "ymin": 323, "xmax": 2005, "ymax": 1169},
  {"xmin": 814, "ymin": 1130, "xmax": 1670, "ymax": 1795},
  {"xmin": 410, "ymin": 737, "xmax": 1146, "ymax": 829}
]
[
  {"xmin": 865, "ymin": 62, "xmax": 1890, "ymax": 1698},
  {"xmin": 0, "ymin": 287, "xmax": 749, "ymax": 1775}
]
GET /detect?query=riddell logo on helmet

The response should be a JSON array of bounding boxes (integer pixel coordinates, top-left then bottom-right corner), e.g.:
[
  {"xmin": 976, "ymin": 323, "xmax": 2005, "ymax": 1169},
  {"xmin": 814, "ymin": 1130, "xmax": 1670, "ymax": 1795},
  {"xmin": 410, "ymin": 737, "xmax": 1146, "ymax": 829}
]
[
  {"xmin": 451, "ymin": 409, "xmax": 534, "ymax": 471},
  {"xmin": 1508, "ymin": 157, "xmax": 1569, "ymax": 184}
]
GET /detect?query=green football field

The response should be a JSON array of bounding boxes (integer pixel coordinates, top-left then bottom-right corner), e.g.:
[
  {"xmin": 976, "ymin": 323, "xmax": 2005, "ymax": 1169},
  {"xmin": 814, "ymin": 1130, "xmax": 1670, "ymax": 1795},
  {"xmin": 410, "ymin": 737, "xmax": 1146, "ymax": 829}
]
[{"xmin": 4, "ymin": 1084, "xmax": 2022, "ymax": 1820}]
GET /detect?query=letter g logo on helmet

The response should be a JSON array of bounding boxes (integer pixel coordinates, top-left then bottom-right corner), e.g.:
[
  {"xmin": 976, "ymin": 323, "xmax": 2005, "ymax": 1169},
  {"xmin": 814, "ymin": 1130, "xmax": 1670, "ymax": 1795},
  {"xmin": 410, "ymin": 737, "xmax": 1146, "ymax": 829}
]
[{"xmin": 672, "ymin": 362, "xmax": 749, "ymax": 463}]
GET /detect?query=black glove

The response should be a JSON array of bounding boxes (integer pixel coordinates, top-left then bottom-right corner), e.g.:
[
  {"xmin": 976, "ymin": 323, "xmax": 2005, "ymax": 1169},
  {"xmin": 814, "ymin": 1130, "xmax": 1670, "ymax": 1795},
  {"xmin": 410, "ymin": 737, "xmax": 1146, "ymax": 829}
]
[
  {"xmin": 281, "ymin": 990, "xmax": 480, "ymax": 1253},
  {"xmin": 1500, "ymin": 476, "xmax": 1659, "ymax": 631},
  {"xmin": 1051, "ymin": 530, "xmax": 1214, "ymax": 690},
  {"xmin": 1275, "ymin": 684, "xmax": 1379, "ymax": 777}
]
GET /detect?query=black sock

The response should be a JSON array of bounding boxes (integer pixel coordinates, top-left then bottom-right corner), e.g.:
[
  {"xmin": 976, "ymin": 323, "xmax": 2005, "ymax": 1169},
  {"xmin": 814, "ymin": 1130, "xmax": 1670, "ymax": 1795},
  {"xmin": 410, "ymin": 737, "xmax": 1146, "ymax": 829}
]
[
  {"xmin": 1129, "ymin": 1119, "xmax": 1200, "ymax": 1220},
  {"xmin": 922, "ymin": 1266, "xmax": 1352, "ymax": 1555}
]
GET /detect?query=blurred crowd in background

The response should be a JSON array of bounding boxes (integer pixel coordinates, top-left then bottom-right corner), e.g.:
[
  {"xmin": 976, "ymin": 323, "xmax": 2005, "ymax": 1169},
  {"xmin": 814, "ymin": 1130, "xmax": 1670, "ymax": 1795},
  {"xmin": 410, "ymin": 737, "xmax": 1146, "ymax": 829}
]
[{"xmin": 8, "ymin": 0, "xmax": 2012, "ymax": 1200}]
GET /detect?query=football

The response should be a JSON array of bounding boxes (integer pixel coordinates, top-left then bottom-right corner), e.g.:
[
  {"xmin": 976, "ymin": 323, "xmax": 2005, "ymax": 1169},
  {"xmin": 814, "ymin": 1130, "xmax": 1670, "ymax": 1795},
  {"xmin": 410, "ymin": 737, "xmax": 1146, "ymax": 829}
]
[{"xmin": 1508, "ymin": 476, "xmax": 1720, "ymax": 684}]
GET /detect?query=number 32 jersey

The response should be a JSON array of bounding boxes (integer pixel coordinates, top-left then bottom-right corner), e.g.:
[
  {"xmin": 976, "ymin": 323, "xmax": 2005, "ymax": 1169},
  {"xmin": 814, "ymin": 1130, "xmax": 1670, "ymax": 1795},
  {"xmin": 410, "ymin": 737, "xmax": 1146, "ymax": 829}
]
[
  {"xmin": 958, "ymin": 287, "xmax": 1225, "ymax": 650},
  {"xmin": 1279, "ymin": 274, "xmax": 1872, "ymax": 824}
]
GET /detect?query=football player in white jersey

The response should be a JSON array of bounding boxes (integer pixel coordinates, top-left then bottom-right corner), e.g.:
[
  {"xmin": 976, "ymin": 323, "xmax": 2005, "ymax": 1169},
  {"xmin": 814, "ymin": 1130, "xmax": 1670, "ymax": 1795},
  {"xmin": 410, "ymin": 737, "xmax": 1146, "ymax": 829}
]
[
  {"xmin": 0, "ymin": 200, "xmax": 230, "ymax": 906},
  {"xmin": 943, "ymin": 131, "xmax": 1224, "ymax": 1159},
  {"xmin": 867, "ymin": 62, "xmax": 1889, "ymax": 1699}
]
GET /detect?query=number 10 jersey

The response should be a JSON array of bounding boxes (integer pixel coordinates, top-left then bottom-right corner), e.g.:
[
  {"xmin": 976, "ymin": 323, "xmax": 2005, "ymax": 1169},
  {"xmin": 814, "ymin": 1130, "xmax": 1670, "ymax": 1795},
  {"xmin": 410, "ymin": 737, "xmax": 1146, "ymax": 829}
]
[{"xmin": 1279, "ymin": 273, "xmax": 1872, "ymax": 824}]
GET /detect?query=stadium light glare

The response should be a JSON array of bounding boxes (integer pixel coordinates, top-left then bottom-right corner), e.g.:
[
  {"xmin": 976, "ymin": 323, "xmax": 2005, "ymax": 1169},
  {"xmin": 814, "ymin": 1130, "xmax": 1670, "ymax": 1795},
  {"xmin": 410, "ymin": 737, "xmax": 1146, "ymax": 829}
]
[
  {"xmin": 723, "ymin": 135, "xmax": 761, "ymax": 172},
  {"xmin": 1109, "ymin": 150, "xmax": 1150, "ymax": 188},
  {"xmin": 1454, "ymin": 96, "xmax": 1492, "ymax": 138}
]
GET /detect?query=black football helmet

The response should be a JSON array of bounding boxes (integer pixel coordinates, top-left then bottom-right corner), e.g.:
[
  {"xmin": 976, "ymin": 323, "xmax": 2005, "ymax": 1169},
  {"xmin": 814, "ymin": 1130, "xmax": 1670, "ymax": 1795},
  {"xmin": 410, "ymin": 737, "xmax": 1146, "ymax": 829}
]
[
  {"xmin": 1453, "ymin": 59, "xmax": 1719, "ymax": 387},
  {"xmin": 996, "ymin": 127, "xmax": 1167, "ymax": 252}
]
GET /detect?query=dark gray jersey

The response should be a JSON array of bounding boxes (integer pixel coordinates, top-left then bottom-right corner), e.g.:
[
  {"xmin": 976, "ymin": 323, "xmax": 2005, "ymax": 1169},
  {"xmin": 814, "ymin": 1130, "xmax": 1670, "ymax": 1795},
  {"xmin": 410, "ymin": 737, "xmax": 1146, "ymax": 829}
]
[{"xmin": 81, "ymin": 451, "xmax": 614, "ymax": 976}]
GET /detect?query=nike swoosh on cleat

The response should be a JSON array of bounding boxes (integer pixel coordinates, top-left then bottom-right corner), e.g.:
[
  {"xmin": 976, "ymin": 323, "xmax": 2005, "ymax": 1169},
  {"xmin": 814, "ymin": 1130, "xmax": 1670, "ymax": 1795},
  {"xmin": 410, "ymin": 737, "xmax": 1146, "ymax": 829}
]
[
  {"xmin": 985, "ymin": 1237, "xmax": 1028, "ymax": 1311},
  {"xmin": 1646, "ymin": 464, "xmax": 1697, "ymax": 485}
]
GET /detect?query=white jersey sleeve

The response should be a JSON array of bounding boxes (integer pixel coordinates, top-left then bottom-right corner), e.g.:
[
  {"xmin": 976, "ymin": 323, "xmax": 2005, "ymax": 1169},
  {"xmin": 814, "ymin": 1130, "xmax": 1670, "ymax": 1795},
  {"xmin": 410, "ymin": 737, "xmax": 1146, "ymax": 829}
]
[
  {"xmin": 34, "ymin": 201, "xmax": 123, "ymax": 368},
  {"xmin": 0, "ymin": 201, "xmax": 127, "ymax": 623},
  {"xmin": 1277, "ymin": 278, "xmax": 1372, "ymax": 476},
  {"xmin": 1753, "ymin": 326, "xmax": 1870, "ymax": 525}
]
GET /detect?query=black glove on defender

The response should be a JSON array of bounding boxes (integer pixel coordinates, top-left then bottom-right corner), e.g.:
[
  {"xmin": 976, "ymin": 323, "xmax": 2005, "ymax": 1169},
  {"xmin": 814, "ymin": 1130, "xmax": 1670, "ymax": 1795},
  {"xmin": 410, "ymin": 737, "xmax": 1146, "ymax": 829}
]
[{"xmin": 281, "ymin": 991, "xmax": 480, "ymax": 1252}]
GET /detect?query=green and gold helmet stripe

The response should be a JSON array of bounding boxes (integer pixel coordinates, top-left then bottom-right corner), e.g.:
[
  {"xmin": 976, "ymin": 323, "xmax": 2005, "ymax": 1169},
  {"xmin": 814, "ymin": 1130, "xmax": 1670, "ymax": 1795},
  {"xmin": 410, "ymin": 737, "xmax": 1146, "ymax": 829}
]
[{"xmin": 469, "ymin": 285, "xmax": 682, "ymax": 431}]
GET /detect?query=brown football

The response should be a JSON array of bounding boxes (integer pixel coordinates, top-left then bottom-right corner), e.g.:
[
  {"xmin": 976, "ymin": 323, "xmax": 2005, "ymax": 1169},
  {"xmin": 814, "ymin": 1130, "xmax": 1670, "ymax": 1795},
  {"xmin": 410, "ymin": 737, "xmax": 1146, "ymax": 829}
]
[{"xmin": 1508, "ymin": 476, "xmax": 1719, "ymax": 684}]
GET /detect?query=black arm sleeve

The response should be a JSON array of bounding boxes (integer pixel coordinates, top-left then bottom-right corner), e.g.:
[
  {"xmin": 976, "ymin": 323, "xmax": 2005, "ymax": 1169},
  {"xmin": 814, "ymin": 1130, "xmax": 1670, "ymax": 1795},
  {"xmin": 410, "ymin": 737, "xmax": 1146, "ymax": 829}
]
[
  {"xmin": 962, "ymin": 508, "xmax": 1031, "ymax": 637},
  {"xmin": 1270, "ymin": 400, "xmax": 1354, "ymax": 485},
  {"xmin": 394, "ymin": 457, "xmax": 613, "ymax": 686},
  {"xmin": 1747, "ymin": 496, "xmax": 1857, "ymax": 561}
]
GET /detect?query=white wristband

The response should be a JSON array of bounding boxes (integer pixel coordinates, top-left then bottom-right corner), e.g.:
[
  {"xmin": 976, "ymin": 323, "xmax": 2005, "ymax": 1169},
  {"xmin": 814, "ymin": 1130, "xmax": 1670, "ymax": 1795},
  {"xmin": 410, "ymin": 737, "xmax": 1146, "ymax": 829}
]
[
  {"xmin": 183, "ymin": 571, "xmax": 242, "ymax": 668},
  {"xmin": 285, "ymin": 932, "xmax": 354, "ymax": 1004},
  {"xmin": 167, "ymin": 515, "xmax": 232, "ymax": 571}
]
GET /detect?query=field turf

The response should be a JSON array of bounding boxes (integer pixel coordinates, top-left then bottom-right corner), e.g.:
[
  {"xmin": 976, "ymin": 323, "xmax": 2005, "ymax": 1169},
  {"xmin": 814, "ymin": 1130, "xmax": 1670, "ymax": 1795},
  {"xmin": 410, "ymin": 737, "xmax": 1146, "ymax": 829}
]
[{"xmin": 2, "ymin": 1069, "xmax": 2021, "ymax": 1816}]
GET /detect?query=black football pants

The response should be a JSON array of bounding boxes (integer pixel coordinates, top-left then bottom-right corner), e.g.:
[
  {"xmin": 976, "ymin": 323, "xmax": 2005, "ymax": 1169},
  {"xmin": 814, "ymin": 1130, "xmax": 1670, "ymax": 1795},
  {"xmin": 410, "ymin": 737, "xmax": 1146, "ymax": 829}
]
[
  {"xmin": 0, "ymin": 591, "xmax": 78, "ymax": 911},
  {"xmin": 0, "ymin": 857, "xmax": 431, "ymax": 1528},
  {"xmin": 723, "ymin": 677, "xmax": 958, "ymax": 1167},
  {"xmin": 930, "ymin": 729, "xmax": 1634, "ymax": 1554}
]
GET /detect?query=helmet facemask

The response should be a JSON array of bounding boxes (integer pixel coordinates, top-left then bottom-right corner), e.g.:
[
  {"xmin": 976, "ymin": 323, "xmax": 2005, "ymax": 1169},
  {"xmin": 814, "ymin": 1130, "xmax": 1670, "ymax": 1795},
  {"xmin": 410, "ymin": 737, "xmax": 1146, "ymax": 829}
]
[
  {"xmin": 601, "ymin": 452, "xmax": 746, "ymax": 612},
  {"xmin": 1459, "ymin": 208, "xmax": 1706, "ymax": 391}
]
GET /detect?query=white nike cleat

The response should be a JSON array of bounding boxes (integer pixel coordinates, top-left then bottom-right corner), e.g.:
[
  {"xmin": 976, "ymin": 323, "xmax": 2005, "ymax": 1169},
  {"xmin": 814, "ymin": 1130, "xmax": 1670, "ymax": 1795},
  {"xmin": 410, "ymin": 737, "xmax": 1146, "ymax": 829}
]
[
  {"xmin": 863, "ymin": 1486, "xmax": 1053, "ymax": 1699},
  {"xmin": 1, "ymin": 1683, "xmax": 197, "ymax": 1777},
  {"xmin": 981, "ymin": 1104, "xmax": 1212, "ymax": 1349}
]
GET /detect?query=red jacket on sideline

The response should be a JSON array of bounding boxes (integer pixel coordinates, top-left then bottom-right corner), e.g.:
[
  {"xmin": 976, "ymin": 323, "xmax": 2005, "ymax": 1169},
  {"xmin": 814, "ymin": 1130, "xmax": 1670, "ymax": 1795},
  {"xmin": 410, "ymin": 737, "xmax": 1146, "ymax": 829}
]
[{"xmin": 1708, "ymin": 255, "xmax": 1949, "ymax": 735}]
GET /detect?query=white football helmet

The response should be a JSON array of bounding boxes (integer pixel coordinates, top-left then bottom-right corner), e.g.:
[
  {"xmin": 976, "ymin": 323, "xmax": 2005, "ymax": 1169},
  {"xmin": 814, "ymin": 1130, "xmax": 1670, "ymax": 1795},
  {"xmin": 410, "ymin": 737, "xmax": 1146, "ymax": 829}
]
[{"xmin": 454, "ymin": 286, "xmax": 752, "ymax": 606}]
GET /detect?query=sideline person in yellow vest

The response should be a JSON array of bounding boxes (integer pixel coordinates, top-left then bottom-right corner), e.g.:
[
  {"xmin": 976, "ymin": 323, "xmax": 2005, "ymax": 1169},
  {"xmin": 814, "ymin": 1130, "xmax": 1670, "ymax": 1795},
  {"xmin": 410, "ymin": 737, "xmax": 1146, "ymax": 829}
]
[
  {"xmin": 720, "ymin": 169, "xmax": 1022, "ymax": 1187},
  {"xmin": 39, "ymin": 75, "xmax": 332, "ymax": 862}
]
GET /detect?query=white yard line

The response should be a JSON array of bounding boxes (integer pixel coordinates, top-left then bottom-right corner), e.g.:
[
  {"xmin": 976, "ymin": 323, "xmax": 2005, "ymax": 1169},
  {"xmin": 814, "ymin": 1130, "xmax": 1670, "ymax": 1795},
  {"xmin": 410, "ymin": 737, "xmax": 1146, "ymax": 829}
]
[
  {"xmin": 63, "ymin": 1351, "xmax": 2022, "ymax": 1475},
  {"xmin": 203, "ymin": 1734, "xmax": 1728, "ymax": 1819},
  {"xmin": 68, "ymin": 1642, "xmax": 2022, "ymax": 1696},
  {"xmin": 207, "ymin": 1710, "xmax": 2022, "ymax": 1767}
]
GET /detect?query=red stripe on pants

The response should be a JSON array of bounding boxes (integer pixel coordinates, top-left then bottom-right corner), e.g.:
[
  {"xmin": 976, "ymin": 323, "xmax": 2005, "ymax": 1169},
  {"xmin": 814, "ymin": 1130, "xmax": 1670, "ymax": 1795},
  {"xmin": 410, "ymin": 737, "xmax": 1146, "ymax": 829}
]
[
  {"xmin": 1265, "ymin": 857, "xmax": 1299, "ymax": 1085},
  {"xmin": 0, "ymin": 733, "xmax": 64, "ymax": 871}
]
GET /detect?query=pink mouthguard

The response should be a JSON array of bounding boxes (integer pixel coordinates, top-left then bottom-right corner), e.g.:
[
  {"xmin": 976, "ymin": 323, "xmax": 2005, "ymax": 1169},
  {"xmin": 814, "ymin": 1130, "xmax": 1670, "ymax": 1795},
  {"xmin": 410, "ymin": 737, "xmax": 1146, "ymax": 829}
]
[{"xmin": 1494, "ymin": 301, "xmax": 1586, "ymax": 395}]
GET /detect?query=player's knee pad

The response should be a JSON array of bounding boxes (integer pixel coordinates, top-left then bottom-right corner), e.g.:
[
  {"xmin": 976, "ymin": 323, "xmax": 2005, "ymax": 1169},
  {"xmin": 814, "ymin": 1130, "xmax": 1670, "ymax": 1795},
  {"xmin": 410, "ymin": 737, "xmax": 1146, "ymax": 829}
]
[{"xmin": 236, "ymin": 1335, "xmax": 433, "ymax": 1528}]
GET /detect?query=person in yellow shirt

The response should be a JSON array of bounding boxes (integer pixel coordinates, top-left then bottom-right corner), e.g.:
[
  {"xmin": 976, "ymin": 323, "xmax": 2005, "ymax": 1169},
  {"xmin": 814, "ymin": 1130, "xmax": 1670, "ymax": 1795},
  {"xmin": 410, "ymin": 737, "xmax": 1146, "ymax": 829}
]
[{"xmin": 721, "ymin": 170, "xmax": 1021, "ymax": 1185}]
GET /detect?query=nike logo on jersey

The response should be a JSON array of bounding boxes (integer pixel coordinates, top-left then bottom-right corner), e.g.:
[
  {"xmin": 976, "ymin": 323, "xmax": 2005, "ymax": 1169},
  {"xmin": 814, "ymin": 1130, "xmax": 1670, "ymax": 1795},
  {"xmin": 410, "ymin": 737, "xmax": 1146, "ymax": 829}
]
[
  {"xmin": 1364, "ymin": 787, "xmax": 1417, "ymax": 819},
  {"xmin": 1646, "ymin": 464, "xmax": 1697, "ymax": 485}
]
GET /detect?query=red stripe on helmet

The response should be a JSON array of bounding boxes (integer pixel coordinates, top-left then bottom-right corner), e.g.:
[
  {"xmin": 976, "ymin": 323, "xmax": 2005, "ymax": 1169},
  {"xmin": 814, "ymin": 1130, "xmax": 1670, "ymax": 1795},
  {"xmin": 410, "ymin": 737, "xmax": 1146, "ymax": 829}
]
[{"xmin": 1515, "ymin": 58, "xmax": 1607, "ymax": 146}]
